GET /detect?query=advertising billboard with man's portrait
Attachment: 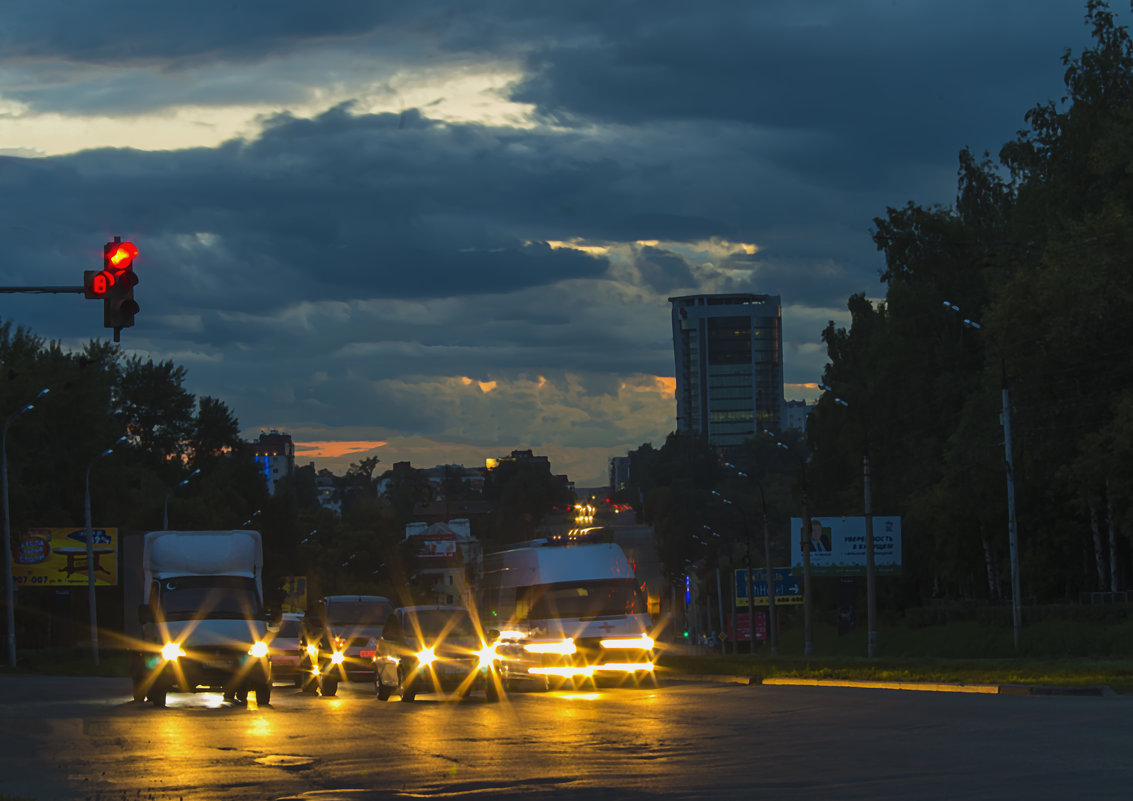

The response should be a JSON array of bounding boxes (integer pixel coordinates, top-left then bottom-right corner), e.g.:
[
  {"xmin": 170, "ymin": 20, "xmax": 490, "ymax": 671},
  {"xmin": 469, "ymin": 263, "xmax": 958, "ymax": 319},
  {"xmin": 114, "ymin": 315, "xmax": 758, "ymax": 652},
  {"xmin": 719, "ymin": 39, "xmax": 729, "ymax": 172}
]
[{"xmin": 789, "ymin": 516, "xmax": 901, "ymax": 576}]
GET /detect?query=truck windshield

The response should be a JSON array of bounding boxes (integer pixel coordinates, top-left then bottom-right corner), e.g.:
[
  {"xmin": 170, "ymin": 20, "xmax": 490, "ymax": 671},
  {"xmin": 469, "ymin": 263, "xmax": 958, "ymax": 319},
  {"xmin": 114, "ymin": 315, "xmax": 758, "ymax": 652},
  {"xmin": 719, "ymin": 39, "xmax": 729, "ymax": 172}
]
[
  {"xmin": 527, "ymin": 579, "xmax": 646, "ymax": 620},
  {"xmin": 159, "ymin": 576, "xmax": 262, "ymax": 621}
]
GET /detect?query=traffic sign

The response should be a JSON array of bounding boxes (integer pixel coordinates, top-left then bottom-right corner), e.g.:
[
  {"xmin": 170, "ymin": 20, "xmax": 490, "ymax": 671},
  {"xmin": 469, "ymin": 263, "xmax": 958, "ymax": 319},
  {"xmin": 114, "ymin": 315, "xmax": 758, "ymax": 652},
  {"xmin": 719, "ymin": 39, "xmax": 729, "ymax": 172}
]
[{"xmin": 734, "ymin": 567, "xmax": 802, "ymax": 607}]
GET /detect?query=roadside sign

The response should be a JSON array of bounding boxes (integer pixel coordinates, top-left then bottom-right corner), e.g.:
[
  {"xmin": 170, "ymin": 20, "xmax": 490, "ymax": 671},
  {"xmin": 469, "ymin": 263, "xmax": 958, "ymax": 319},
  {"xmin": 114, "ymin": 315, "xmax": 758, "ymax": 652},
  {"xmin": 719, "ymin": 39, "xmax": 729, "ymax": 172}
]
[
  {"xmin": 734, "ymin": 568, "xmax": 802, "ymax": 607},
  {"xmin": 12, "ymin": 528, "xmax": 118, "ymax": 586}
]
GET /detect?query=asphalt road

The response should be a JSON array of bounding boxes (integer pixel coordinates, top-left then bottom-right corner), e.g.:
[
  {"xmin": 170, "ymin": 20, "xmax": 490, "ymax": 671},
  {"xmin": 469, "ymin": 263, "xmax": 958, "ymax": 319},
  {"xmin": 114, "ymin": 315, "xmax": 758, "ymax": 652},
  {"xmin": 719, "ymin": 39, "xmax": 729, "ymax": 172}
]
[{"xmin": 1, "ymin": 675, "xmax": 1131, "ymax": 801}]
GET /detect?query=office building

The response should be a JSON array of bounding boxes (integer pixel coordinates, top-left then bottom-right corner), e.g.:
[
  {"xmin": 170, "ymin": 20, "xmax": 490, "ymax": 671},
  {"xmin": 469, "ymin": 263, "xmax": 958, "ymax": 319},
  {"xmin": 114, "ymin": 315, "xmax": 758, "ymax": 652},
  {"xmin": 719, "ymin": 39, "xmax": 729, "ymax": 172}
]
[{"xmin": 669, "ymin": 293, "xmax": 785, "ymax": 446}]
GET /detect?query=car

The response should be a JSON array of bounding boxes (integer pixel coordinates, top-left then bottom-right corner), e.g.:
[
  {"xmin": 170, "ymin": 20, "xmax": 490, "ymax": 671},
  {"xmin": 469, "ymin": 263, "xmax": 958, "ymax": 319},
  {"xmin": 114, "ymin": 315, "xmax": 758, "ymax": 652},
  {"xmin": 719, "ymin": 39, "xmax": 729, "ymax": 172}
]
[
  {"xmin": 302, "ymin": 595, "xmax": 393, "ymax": 696},
  {"xmin": 268, "ymin": 613, "xmax": 305, "ymax": 686},
  {"xmin": 375, "ymin": 605, "xmax": 502, "ymax": 702}
]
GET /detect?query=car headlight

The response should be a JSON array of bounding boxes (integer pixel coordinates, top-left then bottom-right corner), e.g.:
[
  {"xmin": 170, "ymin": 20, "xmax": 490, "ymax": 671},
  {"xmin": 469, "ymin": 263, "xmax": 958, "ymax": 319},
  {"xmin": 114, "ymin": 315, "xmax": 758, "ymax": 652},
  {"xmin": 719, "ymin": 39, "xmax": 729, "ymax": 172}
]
[
  {"xmin": 248, "ymin": 641, "xmax": 269, "ymax": 658},
  {"xmin": 330, "ymin": 650, "xmax": 345, "ymax": 665},
  {"xmin": 600, "ymin": 635, "xmax": 655, "ymax": 650},
  {"xmin": 524, "ymin": 639, "xmax": 576, "ymax": 655},
  {"xmin": 306, "ymin": 643, "xmax": 319, "ymax": 657},
  {"xmin": 416, "ymin": 646, "xmax": 436, "ymax": 666},
  {"xmin": 478, "ymin": 643, "xmax": 498, "ymax": 669},
  {"xmin": 161, "ymin": 642, "xmax": 185, "ymax": 661}
]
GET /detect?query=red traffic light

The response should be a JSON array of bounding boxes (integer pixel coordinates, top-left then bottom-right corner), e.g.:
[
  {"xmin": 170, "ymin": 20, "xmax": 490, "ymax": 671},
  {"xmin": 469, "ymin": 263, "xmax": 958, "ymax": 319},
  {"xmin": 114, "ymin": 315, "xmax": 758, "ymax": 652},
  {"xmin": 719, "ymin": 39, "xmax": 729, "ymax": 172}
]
[{"xmin": 105, "ymin": 240, "xmax": 138, "ymax": 272}]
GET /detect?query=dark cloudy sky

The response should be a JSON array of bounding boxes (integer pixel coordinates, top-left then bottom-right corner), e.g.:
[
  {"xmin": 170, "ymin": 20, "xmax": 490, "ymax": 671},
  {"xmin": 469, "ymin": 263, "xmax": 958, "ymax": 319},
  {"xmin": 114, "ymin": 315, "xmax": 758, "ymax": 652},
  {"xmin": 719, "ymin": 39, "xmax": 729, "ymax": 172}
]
[{"xmin": 0, "ymin": 1, "xmax": 1105, "ymax": 486}]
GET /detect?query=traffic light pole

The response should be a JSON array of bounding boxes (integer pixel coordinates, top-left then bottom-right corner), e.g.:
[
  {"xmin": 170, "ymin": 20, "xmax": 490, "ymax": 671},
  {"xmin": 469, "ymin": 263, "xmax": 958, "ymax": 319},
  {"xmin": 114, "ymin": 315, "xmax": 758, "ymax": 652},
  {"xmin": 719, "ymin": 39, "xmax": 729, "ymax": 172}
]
[{"xmin": 0, "ymin": 287, "xmax": 85, "ymax": 294}]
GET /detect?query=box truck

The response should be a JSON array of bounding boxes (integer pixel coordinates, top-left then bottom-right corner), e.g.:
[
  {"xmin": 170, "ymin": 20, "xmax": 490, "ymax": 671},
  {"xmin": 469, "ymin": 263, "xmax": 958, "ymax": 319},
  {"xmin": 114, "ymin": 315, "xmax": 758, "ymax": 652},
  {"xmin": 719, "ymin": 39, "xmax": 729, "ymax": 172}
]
[
  {"xmin": 130, "ymin": 530, "xmax": 272, "ymax": 707},
  {"xmin": 478, "ymin": 528, "xmax": 656, "ymax": 690}
]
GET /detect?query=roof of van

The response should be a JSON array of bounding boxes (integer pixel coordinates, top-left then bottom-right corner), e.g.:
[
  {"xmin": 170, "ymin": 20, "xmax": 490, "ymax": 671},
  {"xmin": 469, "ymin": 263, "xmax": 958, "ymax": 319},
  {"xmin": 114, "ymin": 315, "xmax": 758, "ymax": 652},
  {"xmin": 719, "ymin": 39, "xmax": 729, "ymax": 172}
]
[{"xmin": 483, "ymin": 542, "xmax": 633, "ymax": 588}]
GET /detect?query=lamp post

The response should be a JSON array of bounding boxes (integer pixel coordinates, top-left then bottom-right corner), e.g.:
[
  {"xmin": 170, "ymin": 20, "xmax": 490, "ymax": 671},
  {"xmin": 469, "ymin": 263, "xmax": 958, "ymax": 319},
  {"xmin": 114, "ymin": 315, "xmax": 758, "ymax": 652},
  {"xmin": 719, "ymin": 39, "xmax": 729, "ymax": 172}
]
[
  {"xmin": 163, "ymin": 468, "xmax": 201, "ymax": 529},
  {"xmin": 712, "ymin": 491, "xmax": 758, "ymax": 655},
  {"xmin": 721, "ymin": 463, "xmax": 779, "ymax": 656},
  {"xmin": 3, "ymin": 388, "xmax": 49, "ymax": 668},
  {"xmin": 944, "ymin": 301, "xmax": 1022, "ymax": 649},
  {"xmin": 85, "ymin": 435, "xmax": 127, "ymax": 666},
  {"xmin": 818, "ymin": 383, "xmax": 878, "ymax": 658},
  {"xmin": 765, "ymin": 431, "xmax": 812, "ymax": 656}
]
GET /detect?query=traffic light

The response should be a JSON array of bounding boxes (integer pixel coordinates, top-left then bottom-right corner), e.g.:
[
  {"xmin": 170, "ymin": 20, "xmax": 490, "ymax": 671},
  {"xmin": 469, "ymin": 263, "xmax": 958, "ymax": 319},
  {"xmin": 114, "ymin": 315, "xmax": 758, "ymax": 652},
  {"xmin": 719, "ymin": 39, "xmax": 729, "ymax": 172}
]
[
  {"xmin": 100, "ymin": 237, "xmax": 140, "ymax": 340},
  {"xmin": 83, "ymin": 269, "xmax": 111, "ymax": 299}
]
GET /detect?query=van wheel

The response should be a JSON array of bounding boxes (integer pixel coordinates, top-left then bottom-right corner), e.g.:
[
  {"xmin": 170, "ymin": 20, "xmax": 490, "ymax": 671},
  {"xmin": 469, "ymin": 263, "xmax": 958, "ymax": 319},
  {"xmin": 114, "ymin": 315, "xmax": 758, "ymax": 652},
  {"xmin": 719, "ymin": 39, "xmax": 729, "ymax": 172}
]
[
  {"xmin": 320, "ymin": 676, "xmax": 338, "ymax": 697},
  {"xmin": 486, "ymin": 679, "xmax": 501, "ymax": 702},
  {"xmin": 149, "ymin": 686, "xmax": 167, "ymax": 708},
  {"xmin": 255, "ymin": 684, "xmax": 271, "ymax": 705},
  {"xmin": 400, "ymin": 676, "xmax": 416, "ymax": 702}
]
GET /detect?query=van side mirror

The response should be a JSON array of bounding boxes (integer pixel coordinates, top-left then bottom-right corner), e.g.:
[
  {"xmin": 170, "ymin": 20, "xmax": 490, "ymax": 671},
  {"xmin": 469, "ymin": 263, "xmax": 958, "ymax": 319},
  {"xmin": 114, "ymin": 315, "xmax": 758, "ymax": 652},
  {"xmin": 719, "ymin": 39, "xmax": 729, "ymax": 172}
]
[{"xmin": 138, "ymin": 604, "xmax": 153, "ymax": 625}]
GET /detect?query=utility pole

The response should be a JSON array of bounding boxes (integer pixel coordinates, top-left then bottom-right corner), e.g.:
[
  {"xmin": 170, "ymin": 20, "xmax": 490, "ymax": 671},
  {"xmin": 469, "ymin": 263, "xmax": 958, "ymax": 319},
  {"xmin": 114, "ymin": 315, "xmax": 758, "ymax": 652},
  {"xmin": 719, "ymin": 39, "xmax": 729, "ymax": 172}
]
[
  {"xmin": 1001, "ymin": 359, "xmax": 1022, "ymax": 650},
  {"xmin": 864, "ymin": 455, "xmax": 877, "ymax": 658},
  {"xmin": 759, "ymin": 484, "xmax": 778, "ymax": 656}
]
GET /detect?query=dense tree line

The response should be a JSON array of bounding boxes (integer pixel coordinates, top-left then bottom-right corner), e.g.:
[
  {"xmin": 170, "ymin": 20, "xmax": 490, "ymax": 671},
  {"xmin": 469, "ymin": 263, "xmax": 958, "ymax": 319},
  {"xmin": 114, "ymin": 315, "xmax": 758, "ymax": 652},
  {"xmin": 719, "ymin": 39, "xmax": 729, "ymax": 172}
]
[{"xmin": 808, "ymin": 0, "xmax": 1133, "ymax": 605}]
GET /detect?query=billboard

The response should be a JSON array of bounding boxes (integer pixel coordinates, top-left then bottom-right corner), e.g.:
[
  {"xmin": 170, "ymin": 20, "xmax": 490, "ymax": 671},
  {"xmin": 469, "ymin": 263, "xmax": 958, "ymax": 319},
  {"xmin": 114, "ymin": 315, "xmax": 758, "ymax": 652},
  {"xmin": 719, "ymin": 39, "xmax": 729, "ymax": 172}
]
[
  {"xmin": 12, "ymin": 527, "xmax": 118, "ymax": 587},
  {"xmin": 411, "ymin": 532, "xmax": 458, "ymax": 560},
  {"xmin": 789, "ymin": 516, "xmax": 902, "ymax": 576}
]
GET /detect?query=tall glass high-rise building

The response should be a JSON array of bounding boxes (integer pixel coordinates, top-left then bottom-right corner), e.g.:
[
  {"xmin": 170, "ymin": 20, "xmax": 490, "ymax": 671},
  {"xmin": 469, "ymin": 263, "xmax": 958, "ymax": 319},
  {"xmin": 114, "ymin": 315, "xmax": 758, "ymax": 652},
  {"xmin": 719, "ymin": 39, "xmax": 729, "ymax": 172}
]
[{"xmin": 669, "ymin": 293, "xmax": 785, "ymax": 446}]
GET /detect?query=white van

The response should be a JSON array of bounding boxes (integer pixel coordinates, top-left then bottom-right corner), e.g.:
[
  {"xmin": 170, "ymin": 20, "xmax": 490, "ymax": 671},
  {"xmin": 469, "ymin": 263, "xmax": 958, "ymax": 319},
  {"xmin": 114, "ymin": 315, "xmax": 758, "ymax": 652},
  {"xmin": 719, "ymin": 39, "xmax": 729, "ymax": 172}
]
[{"xmin": 478, "ymin": 528, "xmax": 655, "ymax": 689}]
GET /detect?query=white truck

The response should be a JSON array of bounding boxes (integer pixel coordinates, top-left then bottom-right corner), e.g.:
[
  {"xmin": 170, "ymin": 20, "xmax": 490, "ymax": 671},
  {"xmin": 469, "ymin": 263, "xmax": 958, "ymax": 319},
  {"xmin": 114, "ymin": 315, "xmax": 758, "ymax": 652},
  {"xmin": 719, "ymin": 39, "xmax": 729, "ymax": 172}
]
[
  {"xmin": 130, "ymin": 530, "xmax": 272, "ymax": 707},
  {"xmin": 478, "ymin": 528, "xmax": 656, "ymax": 690}
]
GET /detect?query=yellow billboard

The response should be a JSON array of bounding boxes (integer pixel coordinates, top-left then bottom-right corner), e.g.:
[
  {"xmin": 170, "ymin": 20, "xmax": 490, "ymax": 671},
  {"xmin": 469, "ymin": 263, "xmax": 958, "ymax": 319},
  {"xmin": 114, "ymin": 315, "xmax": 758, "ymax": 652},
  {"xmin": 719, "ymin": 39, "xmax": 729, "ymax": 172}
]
[{"xmin": 12, "ymin": 528, "xmax": 118, "ymax": 587}]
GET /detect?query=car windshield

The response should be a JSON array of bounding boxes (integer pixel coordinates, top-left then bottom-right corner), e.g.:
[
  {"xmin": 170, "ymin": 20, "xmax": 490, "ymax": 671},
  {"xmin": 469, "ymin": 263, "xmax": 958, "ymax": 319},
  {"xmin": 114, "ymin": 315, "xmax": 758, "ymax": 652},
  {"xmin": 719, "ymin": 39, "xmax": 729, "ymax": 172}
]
[
  {"xmin": 408, "ymin": 610, "xmax": 478, "ymax": 638},
  {"xmin": 527, "ymin": 579, "xmax": 646, "ymax": 619},
  {"xmin": 326, "ymin": 600, "xmax": 392, "ymax": 626},
  {"xmin": 158, "ymin": 576, "xmax": 262, "ymax": 621}
]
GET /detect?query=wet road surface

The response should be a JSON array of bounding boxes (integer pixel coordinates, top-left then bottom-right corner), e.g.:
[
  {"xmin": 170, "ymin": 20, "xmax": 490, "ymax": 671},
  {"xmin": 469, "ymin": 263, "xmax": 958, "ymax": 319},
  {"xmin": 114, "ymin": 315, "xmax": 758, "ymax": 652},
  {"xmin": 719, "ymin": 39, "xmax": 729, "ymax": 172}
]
[{"xmin": 1, "ymin": 674, "xmax": 1131, "ymax": 800}]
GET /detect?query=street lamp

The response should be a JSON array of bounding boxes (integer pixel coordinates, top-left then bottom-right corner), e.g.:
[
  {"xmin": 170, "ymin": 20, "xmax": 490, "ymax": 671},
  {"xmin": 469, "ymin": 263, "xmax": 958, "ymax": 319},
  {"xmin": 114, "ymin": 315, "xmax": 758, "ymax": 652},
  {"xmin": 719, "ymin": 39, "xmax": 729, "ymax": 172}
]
[
  {"xmin": 818, "ymin": 384, "xmax": 879, "ymax": 658},
  {"xmin": 765, "ymin": 430, "xmax": 813, "ymax": 656},
  {"xmin": 163, "ymin": 468, "xmax": 201, "ymax": 529},
  {"xmin": 85, "ymin": 435, "xmax": 127, "ymax": 666},
  {"xmin": 712, "ymin": 490, "xmax": 758, "ymax": 655},
  {"xmin": 721, "ymin": 463, "xmax": 779, "ymax": 657},
  {"xmin": 3, "ymin": 388, "xmax": 49, "ymax": 668},
  {"xmin": 944, "ymin": 300, "xmax": 1022, "ymax": 649}
]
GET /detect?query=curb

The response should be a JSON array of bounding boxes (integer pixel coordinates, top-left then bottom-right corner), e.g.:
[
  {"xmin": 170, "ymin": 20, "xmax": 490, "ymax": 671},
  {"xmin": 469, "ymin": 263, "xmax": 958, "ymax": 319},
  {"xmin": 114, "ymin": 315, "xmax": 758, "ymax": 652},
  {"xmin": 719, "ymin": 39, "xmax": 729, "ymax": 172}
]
[{"xmin": 675, "ymin": 675, "xmax": 1115, "ymax": 696}]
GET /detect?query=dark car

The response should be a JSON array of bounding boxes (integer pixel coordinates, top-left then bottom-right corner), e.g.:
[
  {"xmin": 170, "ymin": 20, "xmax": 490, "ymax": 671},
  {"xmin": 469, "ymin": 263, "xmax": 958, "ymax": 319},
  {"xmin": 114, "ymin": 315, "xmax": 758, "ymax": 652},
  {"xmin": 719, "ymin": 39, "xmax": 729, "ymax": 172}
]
[
  {"xmin": 375, "ymin": 605, "xmax": 502, "ymax": 702},
  {"xmin": 301, "ymin": 595, "xmax": 393, "ymax": 696}
]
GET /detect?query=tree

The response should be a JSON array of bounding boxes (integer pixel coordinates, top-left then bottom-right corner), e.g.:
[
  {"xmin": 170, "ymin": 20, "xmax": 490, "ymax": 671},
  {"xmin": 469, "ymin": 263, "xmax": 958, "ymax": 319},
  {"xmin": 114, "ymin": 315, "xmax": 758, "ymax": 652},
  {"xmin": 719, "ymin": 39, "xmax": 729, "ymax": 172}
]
[
  {"xmin": 190, "ymin": 396, "xmax": 242, "ymax": 471},
  {"xmin": 113, "ymin": 356, "xmax": 195, "ymax": 468},
  {"xmin": 812, "ymin": 1, "xmax": 1133, "ymax": 603}
]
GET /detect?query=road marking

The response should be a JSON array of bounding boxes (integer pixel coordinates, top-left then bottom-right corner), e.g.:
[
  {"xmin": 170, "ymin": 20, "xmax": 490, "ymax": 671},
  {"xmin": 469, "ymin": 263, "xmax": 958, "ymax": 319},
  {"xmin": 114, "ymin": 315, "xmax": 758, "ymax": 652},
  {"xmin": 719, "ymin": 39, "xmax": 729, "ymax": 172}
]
[{"xmin": 762, "ymin": 678, "xmax": 1001, "ymax": 694}]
